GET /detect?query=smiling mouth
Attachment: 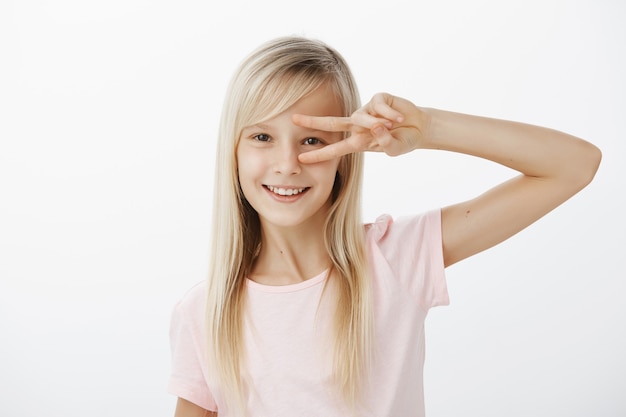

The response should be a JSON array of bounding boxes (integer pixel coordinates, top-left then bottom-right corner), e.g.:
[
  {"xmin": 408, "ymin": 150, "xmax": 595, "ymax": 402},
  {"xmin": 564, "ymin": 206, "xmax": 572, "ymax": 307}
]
[{"xmin": 265, "ymin": 185, "xmax": 310, "ymax": 196}]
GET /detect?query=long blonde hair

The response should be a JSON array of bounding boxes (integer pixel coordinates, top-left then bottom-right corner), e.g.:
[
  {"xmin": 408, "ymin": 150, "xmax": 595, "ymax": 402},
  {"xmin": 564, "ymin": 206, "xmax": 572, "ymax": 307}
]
[{"xmin": 206, "ymin": 36, "xmax": 371, "ymax": 413}]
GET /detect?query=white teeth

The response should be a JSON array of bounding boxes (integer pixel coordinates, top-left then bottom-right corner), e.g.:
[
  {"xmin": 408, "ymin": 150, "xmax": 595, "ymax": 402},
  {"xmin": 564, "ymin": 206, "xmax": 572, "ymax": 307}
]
[{"xmin": 267, "ymin": 186, "xmax": 307, "ymax": 196}]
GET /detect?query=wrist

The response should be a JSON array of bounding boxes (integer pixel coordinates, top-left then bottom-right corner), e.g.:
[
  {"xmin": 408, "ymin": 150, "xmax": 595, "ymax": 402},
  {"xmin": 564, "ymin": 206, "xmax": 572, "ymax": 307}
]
[{"xmin": 412, "ymin": 106, "xmax": 436, "ymax": 149}]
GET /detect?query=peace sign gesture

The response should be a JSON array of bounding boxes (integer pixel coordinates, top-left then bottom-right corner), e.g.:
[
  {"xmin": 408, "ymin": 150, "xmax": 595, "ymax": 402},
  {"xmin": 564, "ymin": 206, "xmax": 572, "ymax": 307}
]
[{"xmin": 293, "ymin": 93, "xmax": 431, "ymax": 164}]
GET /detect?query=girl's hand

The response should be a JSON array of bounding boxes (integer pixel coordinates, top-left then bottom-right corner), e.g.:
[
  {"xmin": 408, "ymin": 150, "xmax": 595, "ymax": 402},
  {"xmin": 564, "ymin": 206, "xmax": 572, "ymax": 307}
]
[{"xmin": 293, "ymin": 93, "xmax": 431, "ymax": 164}]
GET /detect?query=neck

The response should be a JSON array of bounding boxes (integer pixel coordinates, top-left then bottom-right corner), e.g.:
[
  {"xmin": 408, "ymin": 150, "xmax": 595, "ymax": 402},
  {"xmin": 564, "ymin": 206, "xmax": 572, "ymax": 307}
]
[{"xmin": 250, "ymin": 216, "xmax": 331, "ymax": 286}]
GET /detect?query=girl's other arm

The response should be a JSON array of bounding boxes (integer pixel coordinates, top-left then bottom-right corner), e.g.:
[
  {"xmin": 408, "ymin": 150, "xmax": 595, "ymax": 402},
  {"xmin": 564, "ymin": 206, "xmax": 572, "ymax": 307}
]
[{"xmin": 174, "ymin": 398, "xmax": 217, "ymax": 417}]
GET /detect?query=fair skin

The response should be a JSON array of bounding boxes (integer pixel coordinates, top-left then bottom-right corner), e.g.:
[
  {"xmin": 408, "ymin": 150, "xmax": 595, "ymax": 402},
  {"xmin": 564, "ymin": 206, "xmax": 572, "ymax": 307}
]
[
  {"xmin": 235, "ymin": 83, "xmax": 345, "ymax": 285},
  {"xmin": 175, "ymin": 89, "xmax": 601, "ymax": 415}
]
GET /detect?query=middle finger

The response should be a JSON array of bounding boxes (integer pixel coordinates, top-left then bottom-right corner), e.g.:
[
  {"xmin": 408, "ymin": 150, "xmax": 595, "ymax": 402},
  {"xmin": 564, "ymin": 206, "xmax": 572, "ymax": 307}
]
[{"xmin": 291, "ymin": 114, "xmax": 352, "ymax": 132}]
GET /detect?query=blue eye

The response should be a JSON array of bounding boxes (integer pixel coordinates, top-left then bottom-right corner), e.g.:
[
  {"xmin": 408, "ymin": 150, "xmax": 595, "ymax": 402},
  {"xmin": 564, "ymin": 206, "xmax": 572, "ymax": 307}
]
[
  {"xmin": 253, "ymin": 134, "xmax": 270, "ymax": 142},
  {"xmin": 304, "ymin": 137, "xmax": 321, "ymax": 145}
]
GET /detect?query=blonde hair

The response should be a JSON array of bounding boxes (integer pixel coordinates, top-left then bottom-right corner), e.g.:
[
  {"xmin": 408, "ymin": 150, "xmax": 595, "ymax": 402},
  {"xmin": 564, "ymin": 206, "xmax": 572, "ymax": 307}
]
[{"xmin": 206, "ymin": 36, "xmax": 371, "ymax": 414}]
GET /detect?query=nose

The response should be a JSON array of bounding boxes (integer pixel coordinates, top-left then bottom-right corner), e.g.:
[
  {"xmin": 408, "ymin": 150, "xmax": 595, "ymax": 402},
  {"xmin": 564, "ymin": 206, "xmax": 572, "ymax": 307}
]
[{"xmin": 273, "ymin": 143, "xmax": 302, "ymax": 175}]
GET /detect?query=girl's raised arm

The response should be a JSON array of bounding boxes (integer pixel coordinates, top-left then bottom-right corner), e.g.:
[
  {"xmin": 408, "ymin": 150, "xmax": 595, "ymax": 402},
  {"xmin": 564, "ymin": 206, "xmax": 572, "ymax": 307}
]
[
  {"xmin": 293, "ymin": 93, "xmax": 601, "ymax": 267},
  {"xmin": 423, "ymin": 106, "xmax": 601, "ymax": 266}
]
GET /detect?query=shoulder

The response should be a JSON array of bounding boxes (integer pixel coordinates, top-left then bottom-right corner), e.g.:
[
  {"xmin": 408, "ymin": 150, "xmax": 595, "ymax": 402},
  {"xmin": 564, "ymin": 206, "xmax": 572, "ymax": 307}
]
[
  {"xmin": 171, "ymin": 280, "xmax": 207, "ymax": 326},
  {"xmin": 364, "ymin": 209, "xmax": 445, "ymax": 282},
  {"xmin": 365, "ymin": 209, "xmax": 442, "ymax": 244},
  {"xmin": 178, "ymin": 280, "xmax": 207, "ymax": 305},
  {"xmin": 364, "ymin": 209, "xmax": 449, "ymax": 309}
]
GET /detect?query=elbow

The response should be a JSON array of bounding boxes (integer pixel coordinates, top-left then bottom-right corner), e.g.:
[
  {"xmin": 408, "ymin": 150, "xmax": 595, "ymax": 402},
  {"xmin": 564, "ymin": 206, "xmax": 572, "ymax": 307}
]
[{"xmin": 570, "ymin": 141, "xmax": 602, "ymax": 190}]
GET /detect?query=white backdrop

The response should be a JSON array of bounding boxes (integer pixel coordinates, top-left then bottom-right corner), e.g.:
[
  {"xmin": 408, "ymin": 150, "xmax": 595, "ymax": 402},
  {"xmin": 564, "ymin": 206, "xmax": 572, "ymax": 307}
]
[{"xmin": 1, "ymin": 0, "xmax": 624, "ymax": 416}]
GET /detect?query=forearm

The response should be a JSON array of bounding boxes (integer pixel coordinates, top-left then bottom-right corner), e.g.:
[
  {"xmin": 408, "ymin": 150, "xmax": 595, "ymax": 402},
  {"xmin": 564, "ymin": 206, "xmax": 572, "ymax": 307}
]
[{"xmin": 419, "ymin": 107, "xmax": 601, "ymax": 188}]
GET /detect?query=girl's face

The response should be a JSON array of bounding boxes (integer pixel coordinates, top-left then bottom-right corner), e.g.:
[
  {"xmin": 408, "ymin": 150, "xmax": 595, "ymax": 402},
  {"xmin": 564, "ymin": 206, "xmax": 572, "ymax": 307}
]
[{"xmin": 236, "ymin": 83, "xmax": 344, "ymax": 231}]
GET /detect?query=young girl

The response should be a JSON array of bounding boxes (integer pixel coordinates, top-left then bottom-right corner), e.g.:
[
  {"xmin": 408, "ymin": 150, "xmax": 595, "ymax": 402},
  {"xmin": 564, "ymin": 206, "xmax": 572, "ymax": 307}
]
[{"xmin": 167, "ymin": 36, "xmax": 601, "ymax": 417}]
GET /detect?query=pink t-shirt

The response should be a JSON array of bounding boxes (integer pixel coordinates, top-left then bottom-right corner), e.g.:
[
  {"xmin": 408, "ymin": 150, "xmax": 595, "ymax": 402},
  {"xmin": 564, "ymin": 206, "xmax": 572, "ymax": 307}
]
[{"xmin": 168, "ymin": 210, "xmax": 449, "ymax": 416}]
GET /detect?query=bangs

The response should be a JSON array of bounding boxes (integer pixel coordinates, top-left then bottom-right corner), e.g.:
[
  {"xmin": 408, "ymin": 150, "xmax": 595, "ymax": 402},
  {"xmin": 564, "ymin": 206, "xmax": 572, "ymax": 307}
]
[
  {"xmin": 240, "ymin": 70, "xmax": 333, "ymax": 130},
  {"xmin": 226, "ymin": 36, "xmax": 359, "ymax": 145}
]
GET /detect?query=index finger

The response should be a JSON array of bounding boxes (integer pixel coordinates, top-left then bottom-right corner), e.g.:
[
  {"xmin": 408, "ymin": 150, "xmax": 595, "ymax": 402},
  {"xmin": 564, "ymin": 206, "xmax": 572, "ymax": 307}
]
[
  {"xmin": 298, "ymin": 139, "xmax": 361, "ymax": 164},
  {"xmin": 292, "ymin": 114, "xmax": 352, "ymax": 132}
]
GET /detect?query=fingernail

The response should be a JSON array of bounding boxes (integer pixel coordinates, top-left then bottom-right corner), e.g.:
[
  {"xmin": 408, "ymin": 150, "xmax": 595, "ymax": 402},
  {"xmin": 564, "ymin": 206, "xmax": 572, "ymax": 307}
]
[{"xmin": 373, "ymin": 126, "xmax": 385, "ymax": 136}]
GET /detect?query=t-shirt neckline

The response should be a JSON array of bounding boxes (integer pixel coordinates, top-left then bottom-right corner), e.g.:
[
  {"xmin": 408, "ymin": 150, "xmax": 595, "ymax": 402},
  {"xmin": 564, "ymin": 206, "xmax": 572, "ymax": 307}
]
[{"xmin": 245, "ymin": 268, "xmax": 330, "ymax": 293}]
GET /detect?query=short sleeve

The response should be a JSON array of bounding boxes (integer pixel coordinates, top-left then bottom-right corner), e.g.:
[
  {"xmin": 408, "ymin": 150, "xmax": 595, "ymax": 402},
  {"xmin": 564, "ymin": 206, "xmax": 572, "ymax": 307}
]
[
  {"xmin": 366, "ymin": 209, "xmax": 449, "ymax": 311},
  {"xmin": 167, "ymin": 284, "xmax": 218, "ymax": 412}
]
